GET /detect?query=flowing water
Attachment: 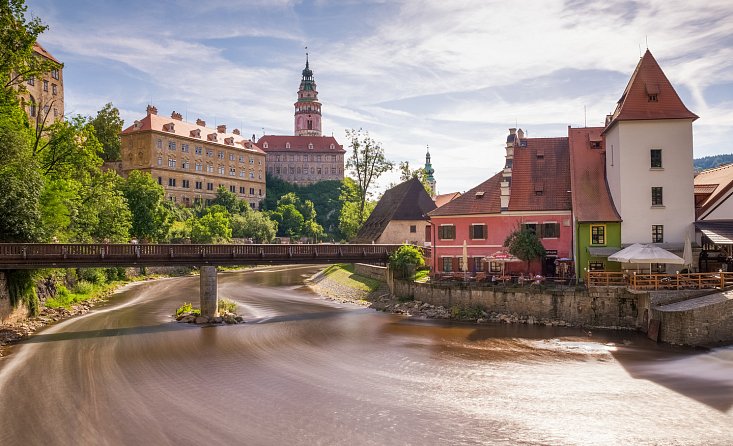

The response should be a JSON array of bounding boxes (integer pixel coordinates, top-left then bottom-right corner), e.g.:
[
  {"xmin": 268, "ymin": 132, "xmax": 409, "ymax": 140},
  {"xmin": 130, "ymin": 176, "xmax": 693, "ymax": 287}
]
[{"xmin": 0, "ymin": 266, "xmax": 731, "ymax": 445}]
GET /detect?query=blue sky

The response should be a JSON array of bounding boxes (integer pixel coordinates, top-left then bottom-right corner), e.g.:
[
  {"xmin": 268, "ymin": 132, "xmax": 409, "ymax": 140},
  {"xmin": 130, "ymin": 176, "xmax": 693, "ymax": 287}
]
[{"xmin": 27, "ymin": 0, "xmax": 733, "ymax": 195}]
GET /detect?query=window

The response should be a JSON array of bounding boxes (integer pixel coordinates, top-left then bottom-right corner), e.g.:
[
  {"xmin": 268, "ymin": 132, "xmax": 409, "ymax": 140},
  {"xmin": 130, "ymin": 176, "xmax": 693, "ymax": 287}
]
[
  {"xmin": 218, "ymin": 166, "xmax": 225, "ymax": 175},
  {"xmin": 229, "ymin": 167, "xmax": 236, "ymax": 176},
  {"xmin": 239, "ymin": 186, "xmax": 245, "ymax": 194},
  {"xmin": 52, "ymin": 84, "xmax": 57, "ymax": 95},
  {"xmin": 409, "ymin": 225, "xmax": 417, "ymax": 233},
  {"xmin": 156, "ymin": 139, "xmax": 162, "ymax": 149},
  {"xmin": 473, "ymin": 257, "xmax": 484, "ymax": 272},
  {"xmin": 522, "ymin": 223, "xmax": 538, "ymax": 234},
  {"xmin": 168, "ymin": 158, "xmax": 176, "ymax": 168},
  {"xmin": 240, "ymin": 170, "xmax": 245, "ymax": 177},
  {"xmin": 249, "ymin": 157, "xmax": 254, "ymax": 164},
  {"xmin": 195, "ymin": 162, "xmax": 202, "ymax": 172},
  {"xmin": 168, "ymin": 178, "xmax": 176, "ymax": 187},
  {"xmin": 650, "ymin": 149, "xmax": 662, "ymax": 168},
  {"xmin": 182, "ymin": 179, "xmax": 190, "ymax": 188},
  {"xmin": 648, "ymin": 94, "xmax": 658, "ymax": 102},
  {"xmin": 195, "ymin": 146, "xmax": 202, "ymax": 155},
  {"xmin": 441, "ymin": 257, "xmax": 453, "ymax": 272},
  {"xmin": 182, "ymin": 160, "xmax": 189, "ymax": 169},
  {"xmin": 590, "ymin": 141, "xmax": 601, "ymax": 149},
  {"xmin": 157, "ymin": 176, "xmax": 162, "ymax": 185},
  {"xmin": 652, "ymin": 187, "xmax": 663, "ymax": 206},
  {"xmin": 157, "ymin": 156, "xmax": 162, "ymax": 166},
  {"xmin": 181, "ymin": 144, "xmax": 189, "ymax": 153},
  {"xmin": 26, "ymin": 76, "xmax": 34, "ymax": 86},
  {"xmin": 218, "ymin": 151, "xmax": 224, "ymax": 159},
  {"xmin": 438, "ymin": 225, "xmax": 455, "ymax": 240},
  {"xmin": 303, "ymin": 155, "xmax": 308, "ymax": 162},
  {"xmin": 229, "ymin": 153, "xmax": 235, "ymax": 161},
  {"xmin": 206, "ymin": 149, "xmax": 213, "ymax": 157},
  {"xmin": 589, "ymin": 261, "xmax": 605, "ymax": 271},
  {"xmin": 591, "ymin": 225, "xmax": 605, "ymax": 245},
  {"xmin": 229, "ymin": 185, "xmax": 236, "ymax": 193},
  {"xmin": 249, "ymin": 187, "xmax": 255, "ymax": 195},
  {"xmin": 259, "ymin": 189, "xmax": 263, "ymax": 196},
  {"xmin": 206, "ymin": 182, "xmax": 214, "ymax": 191},
  {"xmin": 307, "ymin": 120, "xmax": 313, "ymax": 130},
  {"xmin": 43, "ymin": 80, "xmax": 48, "ymax": 91},
  {"xmin": 652, "ymin": 225, "xmax": 664, "ymax": 243},
  {"xmin": 51, "ymin": 69, "xmax": 59, "ymax": 80},
  {"xmin": 239, "ymin": 155, "xmax": 245, "ymax": 163},
  {"xmin": 195, "ymin": 181, "xmax": 202, "ymax": 190},
  {"xmin": 207, "ymin": 164, "xmax": 214, "ymax": 173},
  {"xmin": 317, "ymin": 155, "xmax": 322, "ymax": 161},
  {"xmin": 542, "ymin": 222, "xmax": 560, "ymax": 238},
  {"xmin": 470, "ymin": 224, "xmax": 486, "ymax": 240},
  {"xmin": 489, "ymin": 261, "xmax": 502, "ymax": 273},
  {"xmin": 249, "ymin": 171, "xmax": 254, "ymax": 179},
  {"xmin": 168, "ymin": 141, "xmax": 176, "ymax": 150},
  {"xmin": 285, "ymin": 142, "xmax": 291, "ymax": 149}
]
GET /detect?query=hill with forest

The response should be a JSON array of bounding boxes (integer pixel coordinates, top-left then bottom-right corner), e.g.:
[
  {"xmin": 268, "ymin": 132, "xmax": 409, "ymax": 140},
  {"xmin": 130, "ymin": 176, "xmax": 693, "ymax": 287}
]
[{"xmin": 694, "ymin": 154, "xmax": 733, "ymax": 172}]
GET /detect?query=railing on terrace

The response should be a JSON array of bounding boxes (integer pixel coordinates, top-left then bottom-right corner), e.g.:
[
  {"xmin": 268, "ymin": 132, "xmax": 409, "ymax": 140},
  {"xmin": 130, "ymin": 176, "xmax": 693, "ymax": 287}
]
[
  {"xmin": 586, "ymin": 270, "xmax": 733, "ymax": 290},
  {"xmin": 0, "ymin": 243, "xmax": 403, "ymax": 269}
]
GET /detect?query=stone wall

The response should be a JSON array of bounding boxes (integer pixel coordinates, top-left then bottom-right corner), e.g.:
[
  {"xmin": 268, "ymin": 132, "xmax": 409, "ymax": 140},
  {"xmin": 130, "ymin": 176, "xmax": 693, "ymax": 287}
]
[
  {"xmin": 651, "ymin": 293, "xmax": 733, "ymax": 345},
  {"xmin": 354, "ymin": 263, "xmax": 388, "ymax": 282},
  {"xmin": 393, "ymin": 280, "xmax": 646, "ymax": 329},
  {"xmin": 0, "ymin": 272, "xmax": 28, "ymax": 325}
]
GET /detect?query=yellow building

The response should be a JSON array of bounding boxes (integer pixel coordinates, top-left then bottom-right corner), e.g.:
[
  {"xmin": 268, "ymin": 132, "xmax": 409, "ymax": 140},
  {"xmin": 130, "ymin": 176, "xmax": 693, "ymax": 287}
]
[
  {"xmin": 120, "ymin": 106, "xmax": 267, "ymax": 208},
  {"xmin": 19, "ymin": 43, "xmax": 64, "ymax": 126}
]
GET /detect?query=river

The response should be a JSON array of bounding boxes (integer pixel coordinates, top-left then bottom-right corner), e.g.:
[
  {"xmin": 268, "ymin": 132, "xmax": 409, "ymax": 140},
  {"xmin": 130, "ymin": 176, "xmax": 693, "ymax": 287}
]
[{"xmin": 0, "ymin": 265, "xmax": 731, "ymax": 445}]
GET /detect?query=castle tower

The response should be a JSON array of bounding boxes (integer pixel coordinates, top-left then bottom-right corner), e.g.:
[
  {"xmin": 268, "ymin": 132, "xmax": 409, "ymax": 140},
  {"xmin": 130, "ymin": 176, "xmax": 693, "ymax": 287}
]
[
  {"xmin": 424, "ymin": 146, "xmax": 436, "ymax": 196},
  {"xmin": 294, "ymin": 53, "xmax": 322, "ymax": 136}
]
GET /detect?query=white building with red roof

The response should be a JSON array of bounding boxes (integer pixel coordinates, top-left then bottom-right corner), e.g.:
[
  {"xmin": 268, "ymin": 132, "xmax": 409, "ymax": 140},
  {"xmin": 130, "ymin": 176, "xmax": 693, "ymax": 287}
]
[{"xmin": 257, "ymin": 55, "xmax": 345, "ymax": 185}]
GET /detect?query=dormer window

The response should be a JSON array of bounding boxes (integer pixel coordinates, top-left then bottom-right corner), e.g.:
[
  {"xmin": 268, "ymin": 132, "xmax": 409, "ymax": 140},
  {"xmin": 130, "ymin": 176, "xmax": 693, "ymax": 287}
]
[
  {"xmin": 475, "ymin": 191, "xmax": 485, "ymax": 199},
  {"xmin": 646, "ymin": 83, "xmax": 659, "ymax": 102},
  {"xmin": 536, "ymin": 148, "xmax": 544, "ymax": 159},
  {"xmin": 263, "ymin": 142, "xmax": 268, "ymax": 149},
  {"xmin": 590, "ymin": 141, "xmax": 601, "ymax": 149},
  {"xmin": 285, "ymin": 142, "xmax": 291, "ymax": 149},
  {"xmin": 308, "ymin": 143, "xmax": 314, "ymax": 150},
  {"xmin": 224, "ymin": 137, "xmax": 234, "ymax": 146},
  {"xmin": 190, "ymin": 129, "xmax": 201, "ymax": 138},
  {"xmin": 207, "ymin": 133, "xmax": 217, "ymax": 142},
  {"xmin": 648, "ymin": 94, "xmax": 658, "ymax": 102},
  {"xmin": 163, "ymin": 122, "xmax": 175, "ymax": 133},
  {"xmin": 330, "ymin": 144, "xmax": 335, "ymax": 150},
  {"xmin": 534, "ymin": 183, "xmax": 544, "ymax": 196}
]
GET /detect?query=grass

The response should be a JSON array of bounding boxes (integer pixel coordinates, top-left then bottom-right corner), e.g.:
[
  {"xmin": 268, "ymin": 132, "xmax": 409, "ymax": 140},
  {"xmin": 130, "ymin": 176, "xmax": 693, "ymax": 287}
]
[
  {"xmin": 45, "ymin": 281, "xmax": 122, "ymax": 309},
  {"xmin": 414, "ymin": 269, "xmax": 430, "ymax": 282},
  {"xmin": 175, "ymin": 302, "xmax": 201, "ymax": 317},
  {"xmin": 321, "ymin": 263, "xmax": 382, "ymax": 292},
  {"xmin": 218, "ymin": 298, "xmax": 236, "ymax": 314}
]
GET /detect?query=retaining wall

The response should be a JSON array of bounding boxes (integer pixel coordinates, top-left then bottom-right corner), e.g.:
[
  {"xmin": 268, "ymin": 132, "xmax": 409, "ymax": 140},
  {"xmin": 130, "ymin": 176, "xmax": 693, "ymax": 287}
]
[
  {"xmin": 354, "ymin": 263, "xmax": 388, "ymax": 282},
  {"xmin": 651, "ymin": 293, "xmax": 733, "ymax": 345},
  {"xmin": 393, "ymin": 280, "xmax": 646, "ymax": 328}
]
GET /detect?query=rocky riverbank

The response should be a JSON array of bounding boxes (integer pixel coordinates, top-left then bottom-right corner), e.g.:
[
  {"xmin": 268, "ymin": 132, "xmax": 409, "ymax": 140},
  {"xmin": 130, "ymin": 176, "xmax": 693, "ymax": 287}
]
[{"xmin": 308, "ymin": 266, "xmax": 581, "ymax": 327}]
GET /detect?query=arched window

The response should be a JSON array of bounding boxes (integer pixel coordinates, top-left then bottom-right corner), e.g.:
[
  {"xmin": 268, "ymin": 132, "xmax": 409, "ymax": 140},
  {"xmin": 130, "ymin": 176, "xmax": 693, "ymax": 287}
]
[
  {"xmin": 28, "ymin": 94, "xmax": 37, "ymax": 118},
  {"xmin": 285, "ymin": 142, "xmax": 290, "ymax": 149}
]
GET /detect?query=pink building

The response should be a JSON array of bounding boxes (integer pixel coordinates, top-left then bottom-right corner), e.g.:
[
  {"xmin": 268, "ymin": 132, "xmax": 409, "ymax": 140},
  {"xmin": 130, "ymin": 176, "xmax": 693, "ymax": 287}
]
[{"xmin": 428, "ymin": 129, "xmax": 572, "ymax": 276}]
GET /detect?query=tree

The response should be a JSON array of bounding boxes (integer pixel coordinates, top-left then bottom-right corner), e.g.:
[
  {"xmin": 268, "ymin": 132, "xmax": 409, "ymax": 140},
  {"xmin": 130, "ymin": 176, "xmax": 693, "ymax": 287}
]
[
  {"xmin": 398, "ymin": 161, "xmax": 433, "ymax": 196},
  {"xmin": 121, "ymin": 170, "xmax": 171, "ymax": 242},
  {"xmin": 189, "ymin": 211, "xmax": 231, "ymax": 244},
  {"xmin": 338, "ymin": 200, "xmax": 376, "ymax": 241},
  {"xmin": 345, "ymin": 128, "xmax": 394, "ymax": 225},
  {"xmin": 212, "ymin": 186, "xmax": 244, "ymax": 214},
  {"xmin": 89, "ymin": 103, "xmax": 124, "ymax": 162},
  {"xmin": 271, "ymin": 204, "xmax": 304, "ymax": 238},
  {"xmin": 1, "ymin": 0, "xmax": 56, "ymax": 95},
  {"xmin": 504, "ymin": 227, "xmax": 546, "ymax": 273},
  {"xmin": 231, "ymin": 211, "xmax": 277, "ymax": 243}
]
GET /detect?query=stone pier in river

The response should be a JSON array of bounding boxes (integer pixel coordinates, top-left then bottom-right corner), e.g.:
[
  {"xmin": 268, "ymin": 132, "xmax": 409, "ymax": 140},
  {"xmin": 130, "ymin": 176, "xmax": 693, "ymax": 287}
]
[{"xmin": 200, "ymin": 266, "xmax": 218, "ymax": 317}]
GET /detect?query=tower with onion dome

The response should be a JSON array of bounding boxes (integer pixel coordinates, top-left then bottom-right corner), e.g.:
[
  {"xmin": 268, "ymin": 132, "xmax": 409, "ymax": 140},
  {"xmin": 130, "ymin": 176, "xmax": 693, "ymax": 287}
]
[{"xmin": 294, "ymin": 53, "xmax": 322, "ymax": 136}]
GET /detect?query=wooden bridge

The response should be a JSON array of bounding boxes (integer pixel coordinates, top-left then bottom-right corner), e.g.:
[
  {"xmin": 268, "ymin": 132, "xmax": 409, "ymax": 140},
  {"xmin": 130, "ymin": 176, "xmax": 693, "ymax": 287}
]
[{"xmin": 0, "ymin": 243, "xmax": 404, "ymax": 269}]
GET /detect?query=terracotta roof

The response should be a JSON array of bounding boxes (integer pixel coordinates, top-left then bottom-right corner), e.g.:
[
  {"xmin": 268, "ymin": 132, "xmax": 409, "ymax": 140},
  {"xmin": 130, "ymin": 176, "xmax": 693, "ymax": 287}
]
[
  {"xmin": 256, "ymin": 135, "xmax": 345, "ymax": 154},
  {"xmin": 508, "ymin": 137, "xmax": 571, "ymax": 212},
  {"xmin": 121, "ymin": 112, "xmax": 264, "ymax": 154},
  {"xmin": 434, "ymin": 192, "xmax": 461, "ymax": 208},
  {"xmin": 32, "ymin": 42, "xmax": 61, "ymax": 65},
  {"xmin": 605, "ymin": 50, "xmax": 698, "ymax": 132},
  {"xmin": 694, "ymin": 163, "xmax": 733, "ymax": 218},
  {"xmin": 353, "ymin": 178, "xmax": 436, "ymax": 243},
  {"xmin": 568, "ymin": 127, "xmax": 621, "ymax": 222},
  {"xmin": 428, "ymin": 173, "xmax": 502, "ymax": 217}
]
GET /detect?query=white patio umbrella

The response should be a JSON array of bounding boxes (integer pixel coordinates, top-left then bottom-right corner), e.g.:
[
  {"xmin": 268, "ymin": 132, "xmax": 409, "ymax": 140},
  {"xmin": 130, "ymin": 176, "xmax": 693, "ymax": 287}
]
[
  {"xmin": 483, "ymin": 250, "xmax": 521, "ymax": 276},
  {"xmin": 608, "ymin": 243, "xmax": 684, "ymax": 273},
  {"xmin": 462, "ymin": 240, "xmax": 469, "ymax": 279},
  {"xmin": 683, "ymin": 234, "xmax": 693, "ymax": 268}
]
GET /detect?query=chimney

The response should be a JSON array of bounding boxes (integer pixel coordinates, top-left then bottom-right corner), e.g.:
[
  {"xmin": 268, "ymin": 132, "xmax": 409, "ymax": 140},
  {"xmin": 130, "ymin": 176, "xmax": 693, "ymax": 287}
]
[
  {"xmin": 232, "ymin": 128, "xmax": 240, "ymax": 135},
  {"xmin": 133, "ymin": 120, "xmax": 141, "ymax": 130},
  {"xmin": 517, "ymin": 128, "xmax": 525, "ymax": 140},
  {"xmin": 196, "ymin": 118, "xmax": 206, "ymax": 127},
  {"xmin": 171, "ymin": 111, "xmax": 183, "ymax": 121},
  {"xmin": 501, "ymin": 128, "xmax": 515, "ymax": 211},
  {"xmin": 217, "ymin": 124, "xmax": 226, "ymax": 133},
  {"xmin": 146, "ymin": 105, "xmax": 158, "ymax": 115},
  {"xmin": 251, "ymin": 134, "xmax": 256, "ymax": 142}
]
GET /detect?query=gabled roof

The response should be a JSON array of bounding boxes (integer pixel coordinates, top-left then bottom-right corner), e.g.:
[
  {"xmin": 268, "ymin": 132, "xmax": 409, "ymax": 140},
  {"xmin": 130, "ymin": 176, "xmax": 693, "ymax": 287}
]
[
  {"xmin": 568, "ymin": 126, "xmax": 621, "ymax": 222},
  {"xmin": 694, "ymin": 163, "xmax": 733, "ymax": 219},
  {"xmin": 434, "ymin": 192, "xmax": 461, "ymax": 208},
  {"xmin": 605, "ymin": 50, "xmax": 698, "ymax": 132},
  {"xmin": 121, "ymin": 112, "xmax": 264, "ymax": 154},
  {"xmin": 428, "ymin": 172, "xmax": 502, "ymax": 217},
  {"xmin": 508, "ymin": 137, "xmax": 571, "ymax": 211},
  {"xmin": 353, "ymin": 178, "xmax": 436, "ymax": 243},
  {"xmin": 33, "ymin": 42, "xmax": 61, "ymax": 65},
  {"xmin": 256, "ymin": 135, "xmax": 345, "ymax": 154}
]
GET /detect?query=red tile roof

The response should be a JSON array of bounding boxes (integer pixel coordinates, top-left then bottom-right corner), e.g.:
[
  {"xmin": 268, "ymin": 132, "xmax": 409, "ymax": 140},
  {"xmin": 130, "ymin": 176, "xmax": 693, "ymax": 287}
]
[
  {"xmin": 256, "ymin": 135, "xmax": 345, "ymax": 154},
  {"xmin": 434, "ymin": 192, "xmax": 461, "ymax": 208},
  {"xmin": 605, "ymin": 50, "xmax": 697, "ymax": 132},
  {"xmin": 33, "ymin": 42, "xmax": 61, "ymax": 65},
  {"xmin": 568, "ymin": 126, "xmax": 621, "ymax": 222},
  {"xmin": 694, "ymin": 163, "xmax": 733, "ymax": 218},
  {"xmin": 508, "ymin": 137, "xmax": 571, "ymax": 211},
  {"xmin": 121, "ymin": 112, "xmax": 265, "ymax": 154},
  {"xmin": 428, "ymin": 173, "xmax": 502, "ymax": 217}
]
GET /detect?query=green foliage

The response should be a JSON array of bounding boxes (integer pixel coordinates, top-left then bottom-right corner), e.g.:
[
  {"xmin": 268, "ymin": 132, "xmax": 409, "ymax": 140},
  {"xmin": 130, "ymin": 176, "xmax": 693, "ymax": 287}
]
[
  {"xmin": 121, "ymin": 170, "xmax": 171, "ymax": 242},
  {"xmin": 218, "ymin": 298, "xmax": 236, "ymax": 314},
  {"xmin": 450, "ymin": 306, "xmax": 484, "ymax": 320},
  {"xmin": 5, "ymin": 269, "xmax": 39, "ymax": 316},
  {"xmin": 36, "ymin": 115, "xmax": 103, "ymax": 178},
  {"xmin": 105, "ymin": 267, "xmax": 127, "ymax": 282},
  {"xmin": 345, "ymin": 128, "xmax": 394, "ymax": 225},
  {"xmin": 212, "ymin": 186, "xmax": 244, "ymax": 214},
  {"xmin": 398, "ymin": 161, "xmax": 433, "ymax": 196},
  {"xmin": 89, "ymin": 103, "xmax": 123, "ymax": 162},
  {"xmin": 694, "ymin": 154, "xmax": 733, "ymax": 172},
  {"xmin": 270, "ymin": 203, "xmax": 304, "ymax": 238},
  {"xmin": 1, "ymin": 0, "xmax": 56, "ymax": 96},
  {"xmin": 189, "ymin": 210, "xmax": 232, "ymax": 243},
  {"xmin": 77, "ymin": 268, "xmax": 106, "ymax": 285},
  {"xmin": 504, "ymin": 227, "xmax": 546, "ymax": 272},
  {"xmin": 338, "ymin": 199, "xmax": 376, "ymax": 241},
  {"xmin": 175, "ymin": 302, "xmax": 200, "ymax": 317},
  {"xmin": 73, "ymin": 280, "xmax": 94, "ymax": 295},
  {"xmin": 262, "ymin": 175, "xmax": 344, "ymax": 235},
  {"xmin": 167, "ymin": 220, "xmax": 191, "ymax": 243},
  {"xmin": 230, "ymin": 211, "xmax": 277, "ymax": 243},
  {"xmin": 389, "ymin": 244, "xmax": 426, "ymax": 277}
]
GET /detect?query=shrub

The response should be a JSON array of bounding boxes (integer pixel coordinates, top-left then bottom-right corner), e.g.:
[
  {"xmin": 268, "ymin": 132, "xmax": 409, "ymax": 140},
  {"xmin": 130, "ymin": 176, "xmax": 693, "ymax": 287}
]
[
  {"xmin": 175, "ymin": 302, "xmax": 200, "ymax": 317},
  {"xmin": 73, "ymin": 280, "xmax": 94, "ymax": 295},
  {"xmin": 218, "ymin": 298, "xmax": 237, "ymax": 314},
  {"xmin": 389, "ymin": 244, "xmax": 426, "ymax": 279},
  {"xmin": 450, "ymin": 306, "xmax": 484, "ymax": 320},
  {"xmin": 105, "ymin": 267, "xmax": 127, "ymax": 282},
  {"xmin": 77, "ymin": 268, "xmax": 107, "ymax": 285}
]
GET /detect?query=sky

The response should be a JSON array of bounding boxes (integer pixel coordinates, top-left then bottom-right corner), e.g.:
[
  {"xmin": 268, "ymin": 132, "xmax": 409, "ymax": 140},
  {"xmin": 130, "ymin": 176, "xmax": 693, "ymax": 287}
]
[{"xmin": 26, "ymin": 0, "xmax": 733, "ymax": 195}]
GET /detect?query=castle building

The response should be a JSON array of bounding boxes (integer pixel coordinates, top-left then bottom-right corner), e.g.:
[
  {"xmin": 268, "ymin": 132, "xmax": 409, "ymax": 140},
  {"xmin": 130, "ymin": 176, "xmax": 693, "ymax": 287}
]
[
  {"xmin": 258, "ymin": 55, "xmax": 345, "ymax": 185},
  {"xmin": 19, "ymin": 43, "xmax": 64, "ymax": 127},
  {"xmin": 120, "ymin": 106, "xmax": 267, "ymax": 208}
]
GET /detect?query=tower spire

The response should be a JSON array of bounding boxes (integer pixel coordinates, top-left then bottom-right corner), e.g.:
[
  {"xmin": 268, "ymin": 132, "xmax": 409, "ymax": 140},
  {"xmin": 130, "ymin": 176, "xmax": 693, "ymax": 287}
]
[
  {"xmin": 424, "ymin": 145, "xmax": 436, "ymax": 197},
  {"xmin": 294, "ymin": 50, "xmax": 321, "ymax": 136}
]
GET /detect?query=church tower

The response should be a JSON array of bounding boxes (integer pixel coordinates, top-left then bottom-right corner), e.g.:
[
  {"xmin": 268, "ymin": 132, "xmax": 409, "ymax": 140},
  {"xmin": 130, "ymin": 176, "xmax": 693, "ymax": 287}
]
[
  {"xmin": 424, "ymin": 146, "xmax": 436, "ymax": 196},
  {"xmin": 294, "ymin": 53, "xmax": 322, "ymax": 136}
]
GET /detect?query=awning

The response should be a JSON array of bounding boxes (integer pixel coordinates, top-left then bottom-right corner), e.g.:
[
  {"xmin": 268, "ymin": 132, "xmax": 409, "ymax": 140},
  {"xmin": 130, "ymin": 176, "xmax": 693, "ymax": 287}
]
[
  {"xmin": 587, "ymin": 247, "xmax": 622, "ymax": 257},
  {"xmin": 695, "ymin": 220, "xmax": 733, "ymax": 245}
]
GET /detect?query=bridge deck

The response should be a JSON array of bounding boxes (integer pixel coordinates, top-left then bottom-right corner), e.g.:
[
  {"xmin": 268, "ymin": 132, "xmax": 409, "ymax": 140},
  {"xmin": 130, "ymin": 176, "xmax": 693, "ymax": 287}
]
[{"xmin": 0, "ymin": 243, "xmax": 405, "ymax": 269}]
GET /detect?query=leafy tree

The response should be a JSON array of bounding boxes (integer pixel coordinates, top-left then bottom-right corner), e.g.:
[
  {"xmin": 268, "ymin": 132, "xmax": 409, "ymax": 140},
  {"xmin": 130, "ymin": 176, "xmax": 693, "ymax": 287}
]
[
  {"xmin": 189, "ymin": 210, "xmax": 231, "ymax": 243},
  {"xmin": 504, "ymin": 227, "xmax": 546, "ymax": 272},
  {"xmin": 121, "ymin": 170, "xmax": 171, "ymax": 242},
  {"xmin": 1, "ymin": 0, "xmax": 56, "ymax": 95},
  {"xmin": 212, "ymin": 186, "xmax": 243, "ymax": 214},
  {"xmin": 338, "ymin": 200, "xmax": 376, "ymax": 241},
  {"xmin": 398, "ymin": 161, "xmax": 433, "ymax": 196},
  {"xmin": 89, "ymin": 102, "xmax": 124, "ymax": 162},
  {"xmin": 389, "ymin": 244, "xmax": 426, "ymax": 279},
  {"xmin": 167, "ymin": 220, "xmax": 191, "ymax": 243},
  {"xmin": 345, "ymin": 128, "xmax": 394, "ymax": 225},
  {"xmin": 231, "ymin": 211, "xmax": 277, "ymax": 243},
  {"xmin": 35, "ymin": 115, "xmax": 102, "ymax": 178},
  {"xmin": 271, "ymin": 204, "xmax": 304, "ymax": 238}
]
